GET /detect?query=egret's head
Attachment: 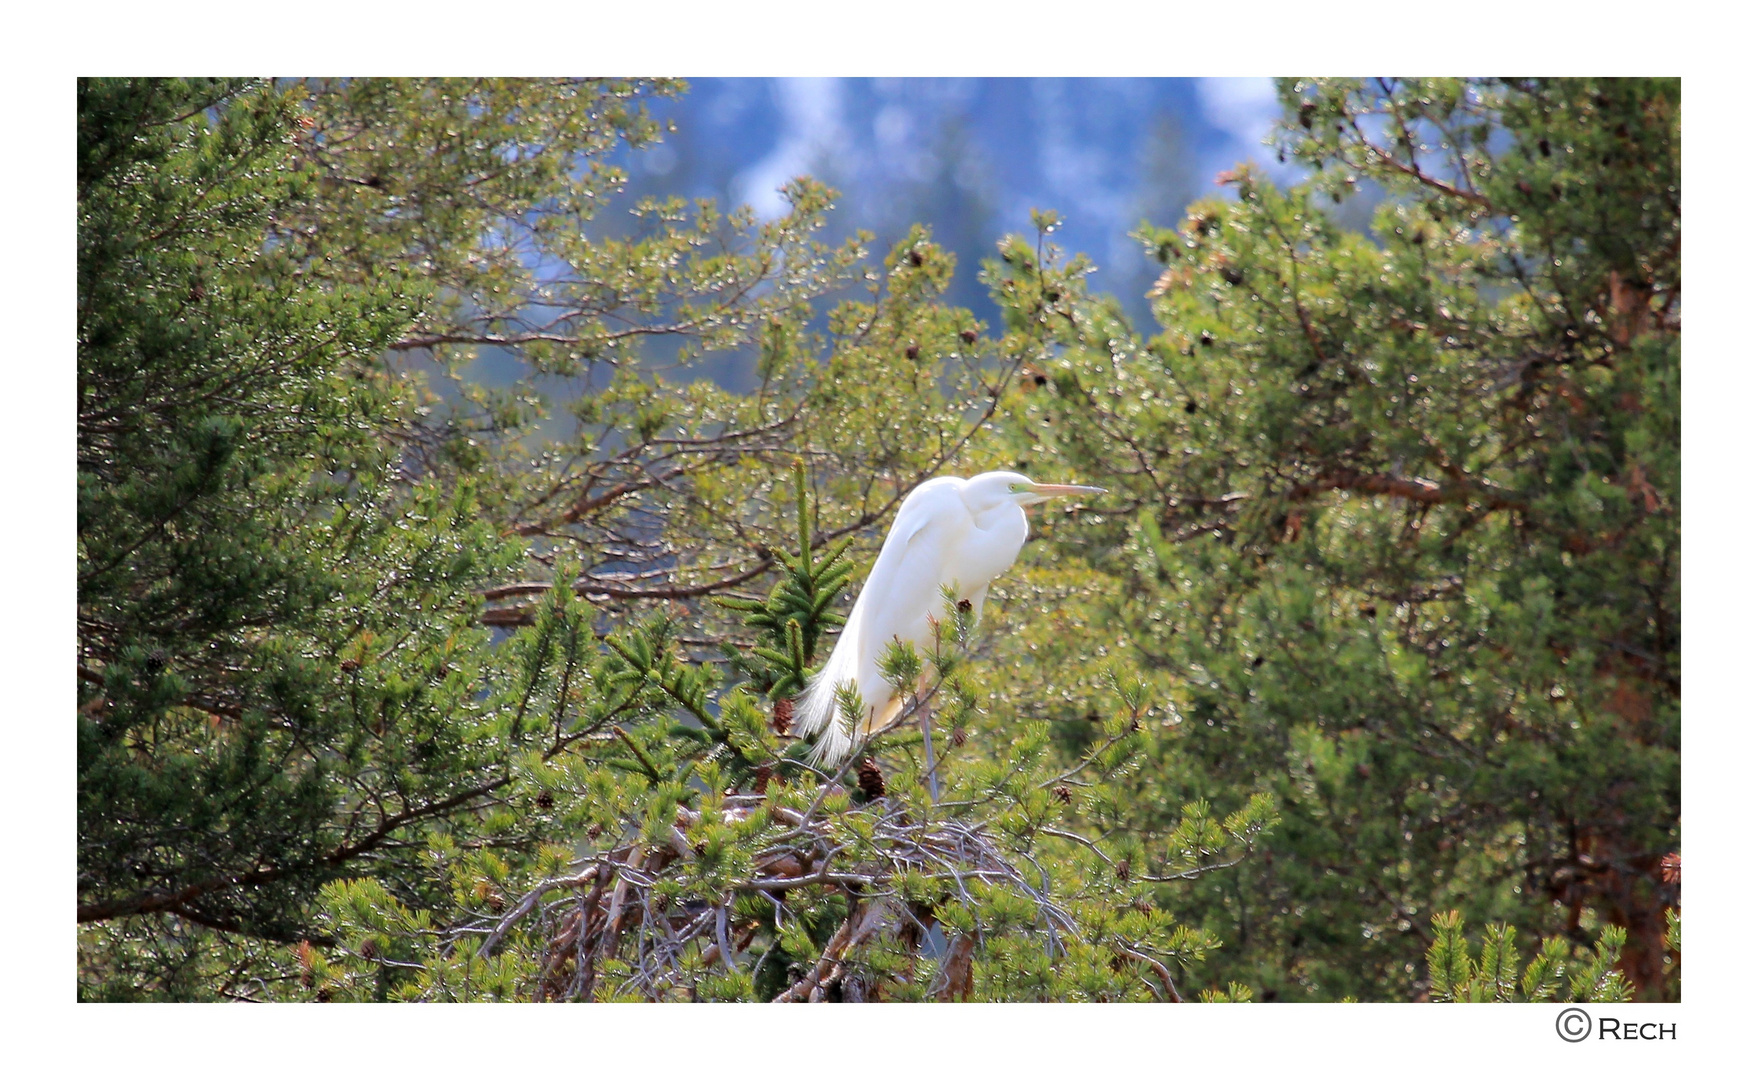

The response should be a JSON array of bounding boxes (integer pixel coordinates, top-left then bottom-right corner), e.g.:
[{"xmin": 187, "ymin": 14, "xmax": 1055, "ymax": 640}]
[{"xmin": 966, "ymin": 471, "xmax": 1107, "ymax": 510}]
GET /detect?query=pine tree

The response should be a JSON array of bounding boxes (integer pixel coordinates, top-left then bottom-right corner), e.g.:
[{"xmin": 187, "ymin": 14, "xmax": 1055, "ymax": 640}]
[
  {"xmin": 986, "ymin": 78, "xmax": 1679, "ymax": 1000},
  {"xmin": 79, "ymin": 76, "xmax": 1675, "ymax": 1004},
  {"xmin": 715, "ymin": 458, "xmax": 856, "ymax": 704},
  {"xmin": 77, "ymin": 78, "xmax": 527, "ymax": 997},
  {"xmin": 1424, "ymin": 911, "xmax": 1633, "ymax": 1003},
  {"xmin": 79, "ymin": 78, "xmax": 1277, "ymax": 1002}
]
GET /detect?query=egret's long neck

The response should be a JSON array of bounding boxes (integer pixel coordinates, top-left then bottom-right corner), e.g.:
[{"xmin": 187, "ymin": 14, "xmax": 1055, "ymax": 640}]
[
  {"xmin": 958, "ymin": 502, "xmax": 1030, "ymax": 590},
  {"xmin": 968, "ymin": 498, "xmax": 1024, "ymax": 534}
]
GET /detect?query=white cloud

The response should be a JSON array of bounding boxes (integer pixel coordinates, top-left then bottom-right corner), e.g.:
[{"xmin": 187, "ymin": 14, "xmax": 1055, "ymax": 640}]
[
  {"xmin": 1196, "ymin": 77, "xmax": 1280, "ymax": 138},
  {"xmin": 734, "ymin": 78, "xmax": 850, "ymax": 218},
  {"xmin": 1196, "ymin": 77, "xmax": 1301, "ymax": 184}
]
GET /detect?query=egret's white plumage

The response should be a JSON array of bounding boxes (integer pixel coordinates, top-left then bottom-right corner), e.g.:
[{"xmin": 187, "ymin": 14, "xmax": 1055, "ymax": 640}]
[{"xmin": 793, "ymin": 471, "xmax": 1104, "ymax": 764}]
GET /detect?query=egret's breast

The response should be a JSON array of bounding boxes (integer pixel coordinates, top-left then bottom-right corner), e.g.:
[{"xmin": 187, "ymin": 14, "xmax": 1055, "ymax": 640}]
[{"xmin": 947, "ymin": 507, "xmax": 1028, "ymax": 595}]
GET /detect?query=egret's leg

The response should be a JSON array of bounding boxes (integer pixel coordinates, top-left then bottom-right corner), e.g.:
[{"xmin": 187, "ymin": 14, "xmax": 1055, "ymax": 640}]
[
  {"xmin": 916, "ymin": 670, "xmax": 940, "ymax": 803},
  {"xmin": 920, "ymin": 697, "xmax": 940, "ymax": 804}
]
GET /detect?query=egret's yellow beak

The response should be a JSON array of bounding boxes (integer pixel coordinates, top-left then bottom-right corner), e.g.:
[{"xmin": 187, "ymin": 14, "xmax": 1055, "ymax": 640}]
[{"xmin": 1025, "ymin": 482, "xmax": 1107, "ymax": 504}]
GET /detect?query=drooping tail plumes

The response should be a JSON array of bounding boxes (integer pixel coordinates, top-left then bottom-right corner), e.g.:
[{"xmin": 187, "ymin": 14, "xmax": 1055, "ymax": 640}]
[{"xmin": 792, "ymin": 599, "xmax": 865, "ymax": 767}]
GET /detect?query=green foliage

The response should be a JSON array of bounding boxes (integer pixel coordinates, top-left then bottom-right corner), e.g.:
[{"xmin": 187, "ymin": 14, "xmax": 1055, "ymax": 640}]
[
  {"xmin": 1424, "ymin": 911, "xmax": 1633, "ymax": 1003},
  {"xmin": 78, "ymin": 80, "xmax": 521, "ymax": 998},
  {"xmin": 987, "ymin": 77, "xmax": 1678, "ymax": 1000},
  {"xmin": 77, "ymin": 77, "xmax": 1246, "ymax": 1003},
  {"xmin": 717, "ymin": 458, "xmax": 855, "ymax": 699},
  {"xmin": 78, "ymin": 77, "xmax": 1676, "ymax": 1004}
]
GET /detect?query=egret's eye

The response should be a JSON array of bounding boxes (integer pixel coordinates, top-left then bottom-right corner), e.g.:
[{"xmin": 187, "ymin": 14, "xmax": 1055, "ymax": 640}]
[{"xmin": 1008, "ymin": 483, "xmax": 1026, "ymax": 493}]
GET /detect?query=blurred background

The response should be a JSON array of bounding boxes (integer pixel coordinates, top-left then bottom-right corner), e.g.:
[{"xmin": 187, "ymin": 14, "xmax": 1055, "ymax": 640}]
[{"xmin": 615, "ymin": 78, "xmax": 1302, "ymax": 336}]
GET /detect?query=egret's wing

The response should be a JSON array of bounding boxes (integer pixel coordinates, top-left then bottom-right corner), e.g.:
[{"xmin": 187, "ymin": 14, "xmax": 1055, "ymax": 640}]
[
  {"xmin": 854, "ymin": 480, "xmax": 971, "ymax": 658},
  {"xmin": 799, "ymin": 477, "xmax": 970, "ymax": 758}
]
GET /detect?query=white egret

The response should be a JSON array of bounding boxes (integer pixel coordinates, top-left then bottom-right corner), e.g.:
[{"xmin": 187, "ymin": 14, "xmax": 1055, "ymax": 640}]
[{"xmin": 793, "ymin": 471, "xmax": 1105, "ymax": 765}]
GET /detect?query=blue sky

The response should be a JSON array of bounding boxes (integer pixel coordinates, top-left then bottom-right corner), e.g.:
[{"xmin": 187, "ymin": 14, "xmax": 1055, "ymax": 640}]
[
  {"xmin": 622, "ymin": 78, "xmax": 1303, "ymax": 328},
  {"xmin": 724, "ymin": 77, "xmax": 1289, "ymax": 219}
]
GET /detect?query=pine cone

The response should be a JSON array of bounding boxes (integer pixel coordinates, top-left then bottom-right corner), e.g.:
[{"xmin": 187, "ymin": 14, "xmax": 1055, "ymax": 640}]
[
  {"xmin": 1053, "ymin": 785, "xmax": 1073, "ymax": 805},
  {"xmin": 950, "ymin": 725, "xmax": 967, "ymax": 748},
  {"xmin": 772, "ymin": 697, "xmax": 795, "ymax": 737},
  {"xmin": 753, "ymin": 764, "xmax": 773, "ymax": 795},
  {"xmin": 295, "ymin": 940, "xmax": 316, "ymax": 986},
  {"xmin": 1660, "ymin": 851, "xmax": 1680, "ymax": 885},
  {"xmin": 856, "ymin": 757, "xmax": 886, "ymax": 801}
]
